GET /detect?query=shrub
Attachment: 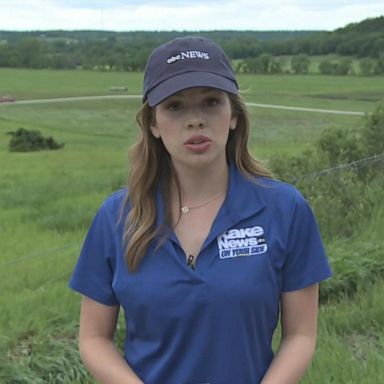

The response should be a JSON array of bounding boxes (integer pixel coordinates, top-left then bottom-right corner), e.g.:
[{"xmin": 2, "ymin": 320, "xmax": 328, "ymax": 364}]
[
  {"xmin": 335, "ymin": 58, "xmax": 353, "ymax": 75},
  {"xmin": 270, "ymin": 101, "xmax": 384, "ymax": 241},
  {"xmin": 316, "ymin": 126, "xmax": 364, "ymax": 165},
  {"xmin": 7, "ymin": 128, "xmax": 64, "ymax": 152},
  {"xmin": 319, "ymin": 59, "xmax": 352, "ymax": 75},
  {"xmin": 373, "ymin": 57, "xmax": 384, "ymax": 74},
  {"xmin": 243, "ymin": 55, "xmax": 283, "ymax": 74},
  {"xmin": 269, "ymin": 59, "xmax": 283, "ymax": 74},
  {"xmin": 361, "ymin": 102, "xmax": 384, "ymax": 155},
  {"xmin": 259, "ymin": 53, "xmax": 272, "ymax": 73},
  {"xmin": 319, "ymin": 60, "xmax": 338, "ymax": 75},
  {"xmin": 242, "ymin": 57, "xmax": 263, "ymax": 74},
  {"xmin": 290, "ymin": 54, "xmax": 310, "ymax": 74},
  {"xmin": 359, "ymin": 58, "xmax": 375, "ymax": 75}
]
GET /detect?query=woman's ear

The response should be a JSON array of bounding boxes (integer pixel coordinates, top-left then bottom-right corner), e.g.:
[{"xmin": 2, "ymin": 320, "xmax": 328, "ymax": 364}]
[
  {"xmin": 230, "ymin": 116, "xmax": 238, "ymax": 130},
  {"xmin": 150, "ymin": 125, "xmax": 161, "ymax": 139}
]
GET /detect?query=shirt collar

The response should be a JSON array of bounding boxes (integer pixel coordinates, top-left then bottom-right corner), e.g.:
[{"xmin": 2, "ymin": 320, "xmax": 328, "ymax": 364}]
[
  {"xmin": 224, "ymin": 161, "xmax": 266, "ymax": 222},
  {"xmin": 155, "ymin": 162, "xmax": 267, "ymax": 237}
]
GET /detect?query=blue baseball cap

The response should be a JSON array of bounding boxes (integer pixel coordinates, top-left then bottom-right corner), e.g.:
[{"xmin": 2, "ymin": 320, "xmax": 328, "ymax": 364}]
[{"xmin": 143, "ymin": 36, "xmax": 239, "ymax": 107}]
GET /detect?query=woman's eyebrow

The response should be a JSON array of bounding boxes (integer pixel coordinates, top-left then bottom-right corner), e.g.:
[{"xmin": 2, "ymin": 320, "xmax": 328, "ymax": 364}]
[{"xmin": 175, "ymin": 88, "xmax": 222, "ymax": 98}]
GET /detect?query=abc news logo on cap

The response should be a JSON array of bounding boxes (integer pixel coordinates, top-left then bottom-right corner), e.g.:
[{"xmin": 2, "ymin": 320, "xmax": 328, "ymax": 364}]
[{"xmin": 167, "ymin": 50, "xmax": 210, "ymax": 64}]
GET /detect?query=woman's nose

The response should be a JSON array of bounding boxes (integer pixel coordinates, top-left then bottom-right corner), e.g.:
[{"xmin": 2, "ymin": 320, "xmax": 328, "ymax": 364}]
[{"xmin": 186, "ymin": 113, "xmax": 206, "ymax": 129}]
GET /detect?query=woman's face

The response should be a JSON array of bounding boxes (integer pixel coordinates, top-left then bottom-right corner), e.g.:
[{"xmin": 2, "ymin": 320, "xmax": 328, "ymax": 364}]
[{"xmin": 151, "ymin": 87, "xmax": 237, "ymax": 171}]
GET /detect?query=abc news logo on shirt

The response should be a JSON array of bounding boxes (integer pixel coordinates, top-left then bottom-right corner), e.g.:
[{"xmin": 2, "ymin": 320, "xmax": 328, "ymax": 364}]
[{"xmin": 217, "ymin": 226, "xmax": 267, "ymax": 259}]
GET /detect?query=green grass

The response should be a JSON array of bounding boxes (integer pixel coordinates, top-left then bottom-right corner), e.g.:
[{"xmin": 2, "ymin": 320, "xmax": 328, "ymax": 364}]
[
  {"xmin": 247, "ymin": 106, "xmax": 359, "ymax": 158},
  {"xmin": 269, "ymin": 277, "xmax": 384, "ymax": 384},
  {"xmin": 303, "ymin": 277, "xmax": 384, "ymax": 383},
  {"xmin": 2, "ymin": 68, "xmax": 384, "ymax": 112},
  {"xmin": 0, "ymin": 68, "xmax": 143, "ymax": 99},
  {"xmin": 238, "ymin": 74, "xmax": 384, "ymax": 112},
  {"xmin": 1, "ymin": 68, "xmax": 383, "ymax": 383}
]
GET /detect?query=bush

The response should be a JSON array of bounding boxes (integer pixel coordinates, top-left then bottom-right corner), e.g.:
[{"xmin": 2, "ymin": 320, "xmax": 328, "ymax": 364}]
[
  {"xmin": 319, "ymin": 59, "xmax": 352, "ymax": 75},
  {"xmin": 269, "ymin": 59, "xmax": 283, "ymax": 74},
  {"xmin": 242, "ymin": 54, "xmax": 283, "ymax": 74},
  {"xmin": 319, "ymin": 60, "xmax": 338, "ymax": 75},
  {"xmin": 316, "ymin": 126, "xmax": 364, "ymax": 165},
  {"xmin": 362, "ymin": 102, "xmax": 384, "ymax": 155},
  {"xmin": 242, "ymin": 57, "xmax": 263, "ymax": 74},
  {"xmin": 290, "ymin": 54, "xmax": 310, "ymax": 74},
  {"xmin": 373, "ymin": 57, "xmax": 384, "ymax": 74},
  {"xmin": 359, "ymin": 58, "xmax": 375, "ymax": 75},
  {"xmin": 335, "ymin": 58, "xmax": 353, "ymax": 75},
  {"xmin": 270, "ymin": 101, "xmax": 384, "ymax": 241},
  {"xmin": 7, "ymin": 128, "xmax": 64, "ymax": 152}
]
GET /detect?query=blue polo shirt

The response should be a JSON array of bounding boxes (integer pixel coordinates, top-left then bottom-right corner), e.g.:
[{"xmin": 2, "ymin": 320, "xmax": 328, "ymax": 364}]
[{"xmin": 69, "ymin": 164, "xmax": 332, "ymax": 384}]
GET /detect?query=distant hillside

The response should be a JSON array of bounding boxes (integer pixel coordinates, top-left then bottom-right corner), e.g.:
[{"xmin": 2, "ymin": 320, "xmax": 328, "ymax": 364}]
[
  {"xmin": 292, "ymin": 16, "xmax": 384, "ymax": 57},
  {"xmin": 337, "ymin": 15, "xmax": 384, "ymax": 33},
  {"xmin": 0, "ymin": 30, "xmax": 322, "ymax": 69},
  {"xmin": 0, "ymin": 30, "xmax": 318, "ymax": 43},
  {"xmin": 0, "ymin": 17, "xmax": 382, "ymax": 71}
]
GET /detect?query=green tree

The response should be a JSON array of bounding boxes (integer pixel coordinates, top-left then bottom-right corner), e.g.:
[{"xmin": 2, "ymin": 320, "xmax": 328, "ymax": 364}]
[
  {"xmin": 316, "ymin": 127, "xmax": 363, "ymax": 165},
  {"xmin": 259, "ymin": 53, "xmax": 271, "ymax": 73},
  {"xmin": 243, "ymin": 57, "xmax": 263, "ymax": 74},
  {"xmin": 0, "ymin": 44, "xmax": 10, "ymax": 66},
  {"xmin": 270, "ymin": 58, "xmax": 283, "ymax": 74},
  {"xmin": 359, "ymin": 58, "xmax": 375, "ymax": 75},
  {"xmin": 17, "ymin": 37, "xmax": 45, "ymax": 68},
  {"xmin": 319, "ymin": 60, "xmax": 338, "ymax": 75},
  {"xmin": 290, "ymin": 54, "xmax": 310, "ymax": 74},
  {"xmin": 335, "ymin": 58, "xmax": 352, "ymax": 75},
  {"xmin": 373, "ymin": 57, "xmax": 384, "ymax": 74},
  {"xmin": 232, "ymin": 60, "xmax": 248, "ymax": 74}
]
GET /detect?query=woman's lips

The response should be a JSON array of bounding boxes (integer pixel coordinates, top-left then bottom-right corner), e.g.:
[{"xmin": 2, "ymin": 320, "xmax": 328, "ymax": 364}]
[{"xmin": 184, "ymin": 135, "xmax": 212, "ymax": 153}]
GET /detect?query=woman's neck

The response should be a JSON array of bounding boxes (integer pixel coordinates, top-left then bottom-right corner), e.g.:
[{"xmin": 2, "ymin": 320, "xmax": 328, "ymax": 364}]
[{"xmin": 171, "ymin": 161, "xmax": 229, "ymax": 204}]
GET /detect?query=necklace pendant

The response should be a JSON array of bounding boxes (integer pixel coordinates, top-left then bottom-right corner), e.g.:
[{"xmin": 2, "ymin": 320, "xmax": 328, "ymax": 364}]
[{"xmin": 181, "ymin": 206, "xmax": 190, "ymax": 214}]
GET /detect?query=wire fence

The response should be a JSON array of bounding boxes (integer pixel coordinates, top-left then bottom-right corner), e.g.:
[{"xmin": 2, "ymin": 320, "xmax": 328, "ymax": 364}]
[
  {"xmin": 0, "ymin": 243, "xmax": 80, "ymax": 268},
  {"xmin": 1, "ymin": 152, "xmax": 383, "ymax": 289},
  {"xmin": 291, "ymin": 153, "xmax": 384, "ymax": 183},
  {"xmin": 1, "ymin": 246, "xmax": 79, "ymax": 293},
  {"xmin": 34, "ymin": 269, "xmax": 73, "ymax": 291}
]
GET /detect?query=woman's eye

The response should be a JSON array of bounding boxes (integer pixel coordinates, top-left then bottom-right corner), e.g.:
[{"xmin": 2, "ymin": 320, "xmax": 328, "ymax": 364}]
[
  {"xmin": 205, "ymin": 97, "xmax": 220, "ymax": 107},
  {"xmin": 166, "ymin": 101, "xmax": 183, "ymax": 111}
]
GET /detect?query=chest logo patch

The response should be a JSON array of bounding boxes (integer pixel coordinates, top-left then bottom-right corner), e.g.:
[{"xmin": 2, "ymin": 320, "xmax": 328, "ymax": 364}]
[{"xmin": 217, "ymin": 226, "xmax": 267, "ymax": 259}]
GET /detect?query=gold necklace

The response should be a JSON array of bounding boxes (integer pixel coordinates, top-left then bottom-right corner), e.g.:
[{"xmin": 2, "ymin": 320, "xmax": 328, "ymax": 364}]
[{"xmin": 180, "ymin": 191, "xmax": 225, "ymax": 214}]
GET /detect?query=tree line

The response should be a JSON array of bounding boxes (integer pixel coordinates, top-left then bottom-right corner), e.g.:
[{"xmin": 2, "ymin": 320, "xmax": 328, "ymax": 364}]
[
  {"xmin": 239, "ymin": 54, "xmax": 384, "ymax": 75},
  {"xmin": 0, "ymin": 16, "xmax": 383, "ymax": 73}
]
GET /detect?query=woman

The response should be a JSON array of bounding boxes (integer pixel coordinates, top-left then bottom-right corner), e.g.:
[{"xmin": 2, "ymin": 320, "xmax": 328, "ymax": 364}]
[{"xmin": 70, "ymin": 36, "xmax": 332, "ymax": 384}]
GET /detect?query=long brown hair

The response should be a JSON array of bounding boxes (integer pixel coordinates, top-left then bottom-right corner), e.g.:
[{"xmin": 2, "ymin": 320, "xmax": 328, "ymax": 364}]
[{"xmin": 123, "ymin": 93, "xmax": 272, "ymax": 272}]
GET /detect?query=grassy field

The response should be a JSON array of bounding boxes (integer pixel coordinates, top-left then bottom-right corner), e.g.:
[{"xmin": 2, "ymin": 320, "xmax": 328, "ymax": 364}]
[
  {"xmin": 1, "ymin": 67, "xmax": 384, "ymax": 110},
  {"xmin": 1, "ymin": 68, "xmax": 383, "ymax": 383}
]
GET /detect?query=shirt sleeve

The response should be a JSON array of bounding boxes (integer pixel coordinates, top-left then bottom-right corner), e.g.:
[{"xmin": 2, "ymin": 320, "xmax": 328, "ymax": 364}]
[
  {"xmin": 69, "ymin": 202, "xmax": 119, "ymax": 306},
  {"xmin": 282, "ymin": 190, "xmax": 332, "ymax": 292}
]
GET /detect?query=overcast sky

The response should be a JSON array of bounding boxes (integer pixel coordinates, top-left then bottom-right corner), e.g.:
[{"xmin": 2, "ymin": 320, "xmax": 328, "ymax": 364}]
[{"xmin": 0, "ymin": 0, "xmax": 383, "ymax": 31}]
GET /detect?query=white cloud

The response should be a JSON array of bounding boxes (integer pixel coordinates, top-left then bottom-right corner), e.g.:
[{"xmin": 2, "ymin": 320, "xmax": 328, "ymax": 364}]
[{"xmin": 0, "ymin": 0, "xmax": 383, "ymax": 31}]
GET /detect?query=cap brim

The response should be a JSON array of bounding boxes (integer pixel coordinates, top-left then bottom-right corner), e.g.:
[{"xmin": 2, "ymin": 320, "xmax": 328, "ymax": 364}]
[{"xmin": 146, "ymin": 71, "xmax": 238, "ymax": 107}]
